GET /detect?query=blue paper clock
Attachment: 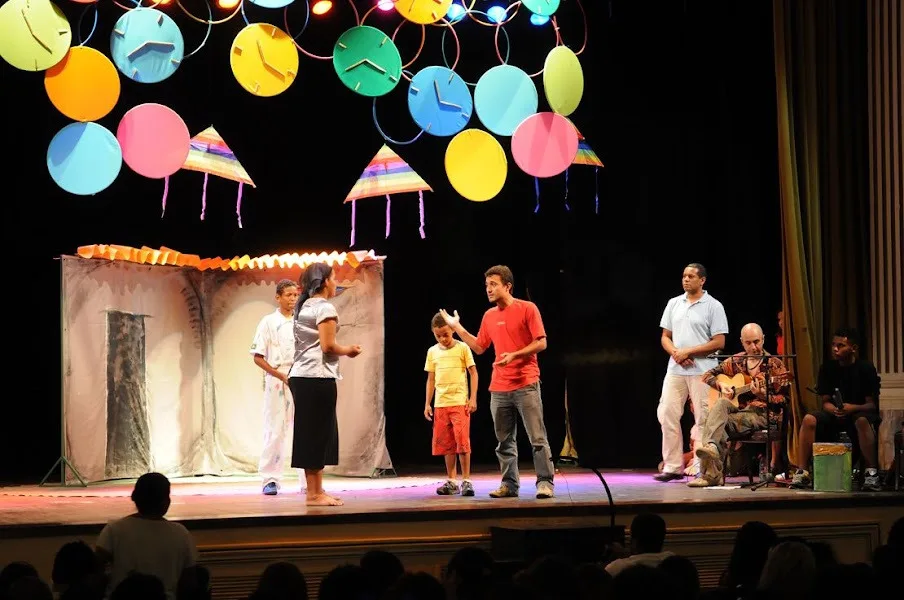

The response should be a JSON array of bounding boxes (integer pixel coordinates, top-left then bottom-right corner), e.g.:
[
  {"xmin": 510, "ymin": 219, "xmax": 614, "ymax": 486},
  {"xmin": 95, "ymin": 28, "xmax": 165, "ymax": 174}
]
[{"xmin": 408, "ymin": 66, "xmax": 472, "ymax": 137}]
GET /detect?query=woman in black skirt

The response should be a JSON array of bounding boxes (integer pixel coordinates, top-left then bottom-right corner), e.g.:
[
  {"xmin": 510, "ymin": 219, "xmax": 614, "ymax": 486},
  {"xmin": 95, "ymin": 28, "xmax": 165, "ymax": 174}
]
[{"xmin": 288, "ymin": 262, "xmax": 362, "ymax": 506}]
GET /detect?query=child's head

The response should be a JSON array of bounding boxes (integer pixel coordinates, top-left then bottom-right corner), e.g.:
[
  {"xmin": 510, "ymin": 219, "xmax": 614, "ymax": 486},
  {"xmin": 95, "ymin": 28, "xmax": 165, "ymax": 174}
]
[
  {"xmin": 431, "ymin": 312, "xmax": 454, "ymax": 348},
  {"xmin": 275, "ymin": 279, "xmax": 299, "ymax": 314}
]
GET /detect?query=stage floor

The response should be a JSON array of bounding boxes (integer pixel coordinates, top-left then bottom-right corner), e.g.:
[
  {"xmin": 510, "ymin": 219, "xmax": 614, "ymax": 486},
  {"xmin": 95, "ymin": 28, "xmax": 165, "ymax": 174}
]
[{"xmin": 1, "ymin": 465, "xmax": 899, "ymax": 532}]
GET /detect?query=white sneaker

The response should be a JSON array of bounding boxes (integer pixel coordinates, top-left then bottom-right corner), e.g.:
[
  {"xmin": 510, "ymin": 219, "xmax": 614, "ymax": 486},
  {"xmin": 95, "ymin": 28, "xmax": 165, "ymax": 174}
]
[{"xmin": 536, "ymin": 481, "xmax": 555, "ymax": 499}]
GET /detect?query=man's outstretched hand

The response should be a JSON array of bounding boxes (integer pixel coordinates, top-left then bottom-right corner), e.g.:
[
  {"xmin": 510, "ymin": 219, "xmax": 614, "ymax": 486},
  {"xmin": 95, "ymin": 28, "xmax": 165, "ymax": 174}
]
[{"xmin": 439, "ymin": 308, "xmax": 460, "ymax": 328}]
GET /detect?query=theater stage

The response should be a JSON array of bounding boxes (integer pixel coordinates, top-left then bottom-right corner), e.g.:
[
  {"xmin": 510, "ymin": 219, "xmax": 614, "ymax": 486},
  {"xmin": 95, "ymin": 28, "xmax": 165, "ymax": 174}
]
[{"xmin": 2, "ymin": 465, "xmax": 901, "ymax": 599}]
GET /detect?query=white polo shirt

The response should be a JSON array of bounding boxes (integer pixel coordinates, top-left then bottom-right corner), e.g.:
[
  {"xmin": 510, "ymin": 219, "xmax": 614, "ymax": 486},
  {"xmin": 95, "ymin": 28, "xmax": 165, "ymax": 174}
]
[{"xmin": 659, "ymin": 290, "xmax": 728, "ymax": 375}]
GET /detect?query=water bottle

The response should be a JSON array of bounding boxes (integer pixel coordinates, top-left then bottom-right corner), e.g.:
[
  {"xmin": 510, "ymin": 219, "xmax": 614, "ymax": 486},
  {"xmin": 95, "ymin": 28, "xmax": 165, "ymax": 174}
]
[{"xmin": 839, "ymin": 431, "xmax": 851, "ymax": 446}]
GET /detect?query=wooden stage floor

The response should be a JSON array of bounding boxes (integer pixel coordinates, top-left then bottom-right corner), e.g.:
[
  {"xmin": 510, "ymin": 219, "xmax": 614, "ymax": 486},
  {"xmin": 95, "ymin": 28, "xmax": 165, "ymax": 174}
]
[{"xmin": 2, "ymin": 466, "xmax": 901, "ymax": 599}]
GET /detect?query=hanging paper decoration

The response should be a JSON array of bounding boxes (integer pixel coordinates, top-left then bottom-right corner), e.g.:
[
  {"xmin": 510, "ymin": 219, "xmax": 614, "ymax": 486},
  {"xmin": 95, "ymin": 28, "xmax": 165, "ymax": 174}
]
[
  {"xmin": 180, "ymin": 126, "xmax": 256, "ymax": 228},
  {"xmin": 343, "ymin": 145, "xmax": 432, "ymax": 247},
  {"xmin": 568, "ymin": 124, "xmax": 605, "ymax": 213}
]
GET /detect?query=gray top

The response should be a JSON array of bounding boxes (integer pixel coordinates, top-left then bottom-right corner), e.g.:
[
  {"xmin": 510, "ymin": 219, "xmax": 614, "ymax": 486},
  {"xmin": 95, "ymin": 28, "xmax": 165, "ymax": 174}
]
[{"xmin": 289, "ymin": 297, "xmax": 341, "ymax": 379}]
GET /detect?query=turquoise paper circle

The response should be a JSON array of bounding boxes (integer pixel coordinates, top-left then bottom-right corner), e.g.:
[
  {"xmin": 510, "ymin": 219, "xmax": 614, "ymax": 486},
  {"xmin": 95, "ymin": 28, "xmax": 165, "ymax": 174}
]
[
  {"xmin": 110, "ymin": 8, "xmax": 185, "ymax": 84},
  {"xmin": 474, "ymin": 65, "xmax": 538, "ymax": 136},
  {"xmin": 523, "ymin": 0, "xmax": 560, "ymax": 16},
  {"xmin": 247, "ymin": 0, "xmax": 295, "ymax": 8},
  {"xmin": 47, "ymin": 122, "xmax": 123, "ymax": 195}
]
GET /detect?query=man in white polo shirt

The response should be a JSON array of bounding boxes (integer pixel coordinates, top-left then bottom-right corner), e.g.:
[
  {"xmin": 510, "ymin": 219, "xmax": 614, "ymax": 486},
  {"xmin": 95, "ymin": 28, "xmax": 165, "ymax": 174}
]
[{"xmin": 654, "ymin": 263, "xmax": 728, "ymax": 482}]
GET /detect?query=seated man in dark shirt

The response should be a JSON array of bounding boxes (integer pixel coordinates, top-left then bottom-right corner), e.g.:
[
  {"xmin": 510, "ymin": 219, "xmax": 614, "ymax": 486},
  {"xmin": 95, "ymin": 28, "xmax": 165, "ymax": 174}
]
[{"xmin": 792, "ymin": 328, "xmax": 882, "ymax": 491}]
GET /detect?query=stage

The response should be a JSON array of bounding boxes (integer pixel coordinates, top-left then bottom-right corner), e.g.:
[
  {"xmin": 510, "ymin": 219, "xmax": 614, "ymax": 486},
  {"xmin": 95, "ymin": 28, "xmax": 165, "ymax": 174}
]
[{"xmin": 2, "ymin": 465, "xmax": 901, "ymax": 599}]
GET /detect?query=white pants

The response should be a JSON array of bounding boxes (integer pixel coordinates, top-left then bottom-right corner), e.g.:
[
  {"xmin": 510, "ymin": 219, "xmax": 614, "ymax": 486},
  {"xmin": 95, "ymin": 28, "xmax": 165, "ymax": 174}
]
[
  {"xmin": 656, "ymin": 373, "xmax": 711, "ymax": 474},
  {"xmin": 260, "ymin": 367, "xmax": 296, "ymax": 487}
]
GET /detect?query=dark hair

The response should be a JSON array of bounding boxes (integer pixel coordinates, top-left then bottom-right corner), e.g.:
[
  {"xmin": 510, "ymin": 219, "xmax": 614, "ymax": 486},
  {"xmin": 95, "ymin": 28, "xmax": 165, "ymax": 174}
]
[
  {"xmin": 833, "ymin": 327, "xmax": 860, "ymax": 346},
  {"xmin": 484, "ymin": 265, "xmax": 514, "ymax": 289},
  {"xmin": 686, "ymin": 263, "xmax": 707, "ymax": 279},
  {"xmin": 294, "ymin": 263, "xmax": 333, "ymax": 320},
  {"xmin": 431, "ymin": 312, "xmax": 448, "ymax": 330},
  {"xmin": 52, "ymin": 541, "xmax": 98, "ymax": 586},
  {"xmin": 276, "ymin": 279, "xmax": 298, "ymax": 296},
  {"xmin": 630, "ymin": 513, "xmax": 667, "ymax": 553},
  {"xmin": 131, "ymin": 472, "xmax": 171, "ymax": 518}
]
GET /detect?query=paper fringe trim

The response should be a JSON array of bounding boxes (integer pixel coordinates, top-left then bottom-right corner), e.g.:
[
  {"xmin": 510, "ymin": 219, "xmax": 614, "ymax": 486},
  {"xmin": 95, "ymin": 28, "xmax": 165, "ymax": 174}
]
[
  {"xmin": 533, "ymin": 177, "xmax": 540, "ymax": 213},
  {"xmin": 200, "ymin": 172, "xmax": 209, "ymax": 220},
  {"xmin": 385, "ymin": 193, "xmax": 391, "ymax": 239},
  {"xmin": 418, "ymin": 190, "xmax": 425, "ymax": 239},
  {"xmin": 161, "ymin": 176, "xmax": 169, "ymax": 218},
  {"xmin": 75, "ymin": 245, "xmax": 384, "ymax": 271},
  {"xmin": 350, "ymin": 200, "xmax": 357, "ymax": 247},
  {"xmin": 564, "ymin": 168, "xmax": 571, "ymax": 211},
  {"xmin": 236, "ymin": 182, "xmax": 244, "ymax": 229}
]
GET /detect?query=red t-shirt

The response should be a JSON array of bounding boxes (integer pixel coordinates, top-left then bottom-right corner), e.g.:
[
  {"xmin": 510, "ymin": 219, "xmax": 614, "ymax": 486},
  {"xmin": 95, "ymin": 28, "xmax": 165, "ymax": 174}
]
[{"xmin": 476, "ymin": 299, "xmax": 547, "ymax": 392}]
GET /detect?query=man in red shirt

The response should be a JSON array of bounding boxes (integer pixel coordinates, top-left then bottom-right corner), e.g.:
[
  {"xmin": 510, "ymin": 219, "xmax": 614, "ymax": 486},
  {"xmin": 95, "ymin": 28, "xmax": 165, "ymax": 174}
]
[{"xmin": 440, "ymin": 265, "xmax": 555, "ymax": 499}]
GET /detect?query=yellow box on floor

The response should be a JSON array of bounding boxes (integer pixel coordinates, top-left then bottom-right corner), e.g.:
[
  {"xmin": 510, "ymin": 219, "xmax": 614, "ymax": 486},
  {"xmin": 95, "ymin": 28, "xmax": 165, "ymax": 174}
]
[{"xmin": 813, "ymin": 442, "xmax": 852, "ymax": 492}]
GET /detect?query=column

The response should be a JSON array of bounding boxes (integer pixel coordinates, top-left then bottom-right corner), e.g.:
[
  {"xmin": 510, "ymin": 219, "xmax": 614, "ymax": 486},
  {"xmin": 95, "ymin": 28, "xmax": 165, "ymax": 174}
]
[{"xmin": 867, "ymin": 0, "xmax": 904, "ymax": 469}]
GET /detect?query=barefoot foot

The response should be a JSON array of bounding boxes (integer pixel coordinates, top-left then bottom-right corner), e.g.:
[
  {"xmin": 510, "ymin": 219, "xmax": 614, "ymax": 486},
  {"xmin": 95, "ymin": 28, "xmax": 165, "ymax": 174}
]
[{"xmin": 306, "ymin": 493, "xmax": 343, "ymax": 506}]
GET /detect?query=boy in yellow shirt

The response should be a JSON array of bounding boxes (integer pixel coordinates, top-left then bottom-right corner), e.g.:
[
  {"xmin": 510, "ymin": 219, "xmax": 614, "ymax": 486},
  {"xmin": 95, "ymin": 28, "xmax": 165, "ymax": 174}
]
[{"xmin": 424, "ymin": 312, "xmax": 478, "ymax": 496}]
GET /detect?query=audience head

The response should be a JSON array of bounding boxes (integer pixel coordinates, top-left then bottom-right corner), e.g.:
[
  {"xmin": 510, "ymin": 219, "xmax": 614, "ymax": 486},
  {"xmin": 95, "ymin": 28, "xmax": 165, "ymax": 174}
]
[
  {"xmin": 317, "ymin": 565, "xmax": 372, "ymax": 600},
  {"xmin": 0, "ymin": 562, "xmax": 39, "ymax": 599},
  {"xmin": 52, "ymin": 541, "xmax": 98, "ymax": 590},
  {"xmin": 658, "ymin": 555, "xmax": 699, "ymax": 600},
  {"xmin": 251, "ymin": 562, "xmax": 306, "ymax": 600},
  {"xmin": 359, "ymin": 551, "xmax": 403, "ymax": 598},
  {"xmin": 612, "ymin": 564, "xmax": 671, "ymax": 598},
  {"xmin": 131, "ymin": 473, "xmax": 171, "ymax": 518},
  {"xmin": 573, "ymin": 563, "xmax": 611, "ymax": 600},
  {"xmin": 629, "ymin": 513, "xmax": 667, "ymax": 554},
  {"xmin": 758, "ymin": 541, "xmax": 816, "ymax": 599},
  {"xmin": 177, "ymin": 566, "xmax": 212, "ymax": 600},
  {"xmin": 727, "ymin": 521, "xmax": 777, "ymax": 589},
  {"xmin": 383, "ymin": 572, "xmax": 445, "ymax": 600},
  {"xmin": 7, "ymin": 576, "xmax": 52, "ymax": 600},
  {"xmin": 887, "ymin": 515, "xmax": 904, "ymax": 548},
  {"xmin": 444, "ymin": 547, "xmax": 495, "ymax": 600},
  {"xmin": 111, "ymin": 573, "xmax": 166, "ymax": 600}
]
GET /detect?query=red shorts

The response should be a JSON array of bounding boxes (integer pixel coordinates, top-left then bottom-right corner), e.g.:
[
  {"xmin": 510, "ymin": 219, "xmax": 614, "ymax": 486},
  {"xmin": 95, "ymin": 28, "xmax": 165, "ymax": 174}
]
[{"xmin": 432, "ymin": 405, "xmax": 471, "ymax": 456}]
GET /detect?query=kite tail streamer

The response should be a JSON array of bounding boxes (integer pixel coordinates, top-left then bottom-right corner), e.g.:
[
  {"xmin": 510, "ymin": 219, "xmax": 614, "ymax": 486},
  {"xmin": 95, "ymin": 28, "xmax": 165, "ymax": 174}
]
[
  {"xmin": 350, "ymin": 200, "xmax": 357, "ymax": 247},
  {"xmin": 418, "ymin": 190, "xmax": 425, "ymax": 239},
  {"xmin": 594, "ymin": 167, "xmax": 599, "ymax": 214},
  {"xmin": 200, "ymin": 172, "xmax": 209, "ymax": 220},
  {"xmin": 236, "ymin": 182, "xmax": 244, "ymax": 229},
  {"xmin": 564, "ymin": 168, "xmax": 571, "ymax": 211},
  {"xmin": 385, "ymin": 193, "xmax": 391, "ymax": 239},
  {"xmin": 533, "ymin": 177, "xmax": 540, "ymax": 213},
  {"xmin": 161, "ymin": 176, "xmax": 169, "ymax": 218}
]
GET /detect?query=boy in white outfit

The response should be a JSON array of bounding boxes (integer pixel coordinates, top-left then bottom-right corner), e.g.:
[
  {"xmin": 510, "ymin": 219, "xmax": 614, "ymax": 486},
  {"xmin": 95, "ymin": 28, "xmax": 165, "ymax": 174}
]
[{"xmin": 251, "ymin": 279, "xmax": 300, "ymax": 495}]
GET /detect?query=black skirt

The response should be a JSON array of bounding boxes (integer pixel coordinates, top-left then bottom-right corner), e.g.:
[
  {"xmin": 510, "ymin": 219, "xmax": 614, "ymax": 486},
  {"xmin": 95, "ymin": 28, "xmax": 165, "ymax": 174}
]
[{"xmin": 289, "ymin": 377, "xmax": 339, "ymax": 470}]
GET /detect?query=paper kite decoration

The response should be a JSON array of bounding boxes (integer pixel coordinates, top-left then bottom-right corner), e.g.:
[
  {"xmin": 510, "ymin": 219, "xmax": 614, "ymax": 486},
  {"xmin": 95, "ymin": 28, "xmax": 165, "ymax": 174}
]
[
  {"xmin": 178, "ymin": 126, "xmax": 256, "ymax": 228},
  {"xmin": 344, "ymin": 145, "xmax": 433, "ymax": 247},
  {"xmin": 554, "ymin": 124, "xmax": 605, "ymax": 214}
]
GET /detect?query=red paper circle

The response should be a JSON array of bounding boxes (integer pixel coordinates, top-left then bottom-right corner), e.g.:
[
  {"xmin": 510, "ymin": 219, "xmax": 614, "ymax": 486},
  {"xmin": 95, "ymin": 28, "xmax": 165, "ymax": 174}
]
[
  {"xmin": 117, "ymin": 103, "xmax": 190, "ymax": 179},
  {"xmin": 511, "ymin": 112, "xmax": 580, "ymax": 178}
]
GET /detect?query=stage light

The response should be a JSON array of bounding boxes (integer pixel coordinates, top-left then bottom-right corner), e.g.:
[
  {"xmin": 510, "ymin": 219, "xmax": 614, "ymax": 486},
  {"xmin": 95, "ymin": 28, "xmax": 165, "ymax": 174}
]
[
  {"xmin": 312, "ymin": 0, "xmax": 333, "ymax": 15},
  {"xmin": 446, "ymin": 3, "xmax": 465, "ymax": 22},
  {"xmin": 217, "ymin": 0, "xmax": 240, "ymax": 8},
  {"xmin": 154, "ymin": 0, "xmax": 173, "ymax": 4},
  {"xmin": 487, "ymin": 5, "xmax": 507, "ymax": 24},
  {"xmin": 530, "ymin": 13, "xmax": 550, "ymax": 26},
  {"xmin": 377, "ymin": 0, "xmax": 395, "ymax": 11}
]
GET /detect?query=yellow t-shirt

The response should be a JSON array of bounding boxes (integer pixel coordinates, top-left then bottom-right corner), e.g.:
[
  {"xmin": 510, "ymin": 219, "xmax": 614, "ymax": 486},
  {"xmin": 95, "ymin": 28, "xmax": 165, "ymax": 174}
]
[{"xmin": 424, "ymin": 341, "xmax": 476, "ymax": 408}]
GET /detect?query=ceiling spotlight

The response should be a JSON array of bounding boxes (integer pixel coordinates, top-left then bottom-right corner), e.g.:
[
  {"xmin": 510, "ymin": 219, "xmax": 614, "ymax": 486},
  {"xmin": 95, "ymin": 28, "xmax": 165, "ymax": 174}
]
[
  {"xmin": 377, "ymin": 0, "xmax": 395, "ymax": 11},
  {"xmin": 312, "ymin": 0, "xmax": 333, "ymax": 15},
  {"xmin": 217, "ymin": 0, "xmax": 240, "ymax": 8}
]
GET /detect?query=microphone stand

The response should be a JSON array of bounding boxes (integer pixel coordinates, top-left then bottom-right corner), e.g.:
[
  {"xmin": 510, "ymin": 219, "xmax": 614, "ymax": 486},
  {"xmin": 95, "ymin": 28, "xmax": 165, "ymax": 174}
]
[{"xmin": 707, "ymin": 352, "xmax": 797, "ymax": 491}]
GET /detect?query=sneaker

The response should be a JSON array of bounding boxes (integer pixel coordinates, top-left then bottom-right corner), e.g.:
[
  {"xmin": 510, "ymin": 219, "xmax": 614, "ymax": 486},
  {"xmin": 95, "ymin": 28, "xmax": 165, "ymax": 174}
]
[
  {"xmin": 461, "ymin": 480, "xmax": 475, "ymax": 496},
  {"xmin": 436, "ymin": 480, "xmax": 460, "ymax": 495},
  {"xmin": 262, "ymin": 482, "xmax": 278, "ymax": 496},
  {"xmin": 791, "ymin": 469, "xmax": 812, "ymax": 489},
  {"xmin": 489, "ymin": 483, "xmax": 518, "ymax": 498},
  {"xmin": 536, "ymin": 481, "xmax": 555, "ymax": 499},
  {"xmin": 863, "ymin": 469, "xmax": 882, "ymax": 491}
]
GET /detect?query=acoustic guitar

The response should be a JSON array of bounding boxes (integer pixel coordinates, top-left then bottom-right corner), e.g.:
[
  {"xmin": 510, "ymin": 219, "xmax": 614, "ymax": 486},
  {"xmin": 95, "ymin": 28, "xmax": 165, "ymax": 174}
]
[{"xmin": 707, "ymin": 371, "xmax": 794, "ymax": 409}]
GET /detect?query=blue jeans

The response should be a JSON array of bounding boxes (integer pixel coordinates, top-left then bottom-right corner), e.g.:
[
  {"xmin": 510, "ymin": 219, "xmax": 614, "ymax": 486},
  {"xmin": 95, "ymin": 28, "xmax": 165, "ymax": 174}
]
[{"xmin": 490, "ymin": 381, "xmax": 555, "ymax": 491}]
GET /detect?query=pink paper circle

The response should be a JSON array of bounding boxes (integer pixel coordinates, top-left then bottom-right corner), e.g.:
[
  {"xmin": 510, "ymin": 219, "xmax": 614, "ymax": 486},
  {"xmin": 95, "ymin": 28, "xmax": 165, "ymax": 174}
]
[
  {"xmin": 117, "ymin": 103, "xmax": 190, "ymax": 179},
  {"xmin": 511, "ymin": 112, "xmax": 580, "ymax": 178}
]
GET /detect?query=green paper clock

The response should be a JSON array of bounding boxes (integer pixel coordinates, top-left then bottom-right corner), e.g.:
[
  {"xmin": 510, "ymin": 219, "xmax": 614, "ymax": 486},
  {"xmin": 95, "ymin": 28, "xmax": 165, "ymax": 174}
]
[{"xmin": 332, "ymin": 26, "xmax": 403, "ymax": 98}]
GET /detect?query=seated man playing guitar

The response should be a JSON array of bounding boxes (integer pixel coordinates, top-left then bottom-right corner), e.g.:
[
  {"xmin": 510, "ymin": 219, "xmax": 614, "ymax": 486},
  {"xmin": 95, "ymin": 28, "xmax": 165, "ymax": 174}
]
[{"xmin": 689, "ymin": 323, "xmax": 793, "ymax": 487}]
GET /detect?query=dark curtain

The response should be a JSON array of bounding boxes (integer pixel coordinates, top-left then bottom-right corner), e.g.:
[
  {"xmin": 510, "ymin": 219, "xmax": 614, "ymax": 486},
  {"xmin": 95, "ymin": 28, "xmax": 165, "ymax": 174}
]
[{"xmin": 773, "ymin": 0, "xmax": 871, "ymax": 462}]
